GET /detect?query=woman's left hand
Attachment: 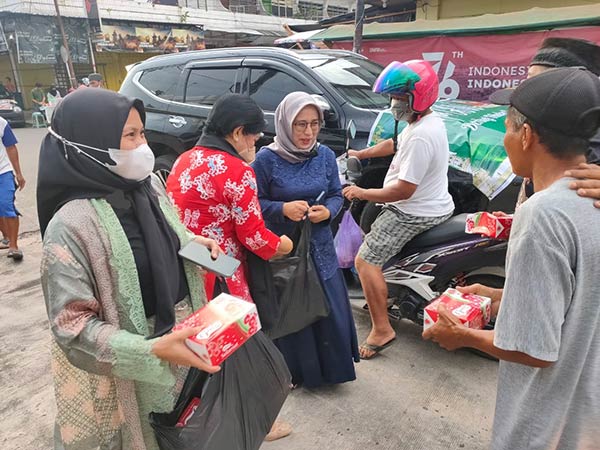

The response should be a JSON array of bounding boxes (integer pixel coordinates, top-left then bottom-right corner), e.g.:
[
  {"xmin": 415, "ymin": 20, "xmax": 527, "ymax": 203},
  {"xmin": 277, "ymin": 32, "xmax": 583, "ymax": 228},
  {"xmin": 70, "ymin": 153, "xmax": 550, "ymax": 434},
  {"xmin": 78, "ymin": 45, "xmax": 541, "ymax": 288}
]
[
  {"xmin": 308, "ymin": 205, "xmax": 330, "ymax": 223},
  {"xmin": 193, "ymin": 236, "xmax": 223, "ymax": 259}
]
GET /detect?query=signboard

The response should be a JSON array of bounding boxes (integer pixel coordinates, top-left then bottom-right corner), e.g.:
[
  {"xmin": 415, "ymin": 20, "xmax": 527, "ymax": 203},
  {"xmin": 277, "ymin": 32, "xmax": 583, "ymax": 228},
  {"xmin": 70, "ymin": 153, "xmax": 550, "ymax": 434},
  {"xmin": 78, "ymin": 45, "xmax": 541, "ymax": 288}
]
[
  {"xmin": 368, "ymin": 99, "xmax": 514, "ymax": 199},
  {"xmin": 172, "ymin": 27, "xmax": 205, "ymax": 51},
  {"xmin": 0, "ymin": 22, "xmax": 8, "ymax": 54},
  {"xmin": 97, "ymin": 23, "xmax": 204, "ymax": 53},
  {"xmin": 85, "ymin": 0, "xmax": 102, "ymax": 35},
  {"xmin": 332, "ymin": 26, "xmax": 600, "ymax": 102},
  {"xmin": 13, "ymin": 15, "xmax": 89, "ymax": 64}
]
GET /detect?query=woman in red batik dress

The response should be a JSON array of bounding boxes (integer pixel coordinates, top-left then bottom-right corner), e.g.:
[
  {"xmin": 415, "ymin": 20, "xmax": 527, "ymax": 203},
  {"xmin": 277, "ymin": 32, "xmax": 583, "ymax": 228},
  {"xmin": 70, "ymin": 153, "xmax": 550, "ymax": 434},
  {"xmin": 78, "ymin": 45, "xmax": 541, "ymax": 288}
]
[{"xmin": 166, "ymin": 94, "xmax": 293, "ymax": 301}]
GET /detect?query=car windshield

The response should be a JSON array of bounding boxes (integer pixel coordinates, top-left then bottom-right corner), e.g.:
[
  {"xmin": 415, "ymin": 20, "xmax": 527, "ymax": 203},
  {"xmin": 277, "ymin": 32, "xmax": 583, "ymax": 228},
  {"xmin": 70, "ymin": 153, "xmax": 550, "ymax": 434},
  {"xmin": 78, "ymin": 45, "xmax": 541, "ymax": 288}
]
[{"xmin": 302, "ymin": 55, "xmax": 388, "ymax": 109}]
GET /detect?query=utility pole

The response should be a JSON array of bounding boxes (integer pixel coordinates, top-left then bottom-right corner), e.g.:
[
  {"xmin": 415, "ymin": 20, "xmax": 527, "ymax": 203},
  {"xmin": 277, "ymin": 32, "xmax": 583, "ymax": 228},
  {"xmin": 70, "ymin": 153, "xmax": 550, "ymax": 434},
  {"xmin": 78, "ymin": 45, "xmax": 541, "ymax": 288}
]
[
  {"xmin": 352, "ymin": 0, "xmax": 364, "ymax": 54},
  {"xmin": 53, "ymin": 0, "xmax": 77, "ymax": 89}
]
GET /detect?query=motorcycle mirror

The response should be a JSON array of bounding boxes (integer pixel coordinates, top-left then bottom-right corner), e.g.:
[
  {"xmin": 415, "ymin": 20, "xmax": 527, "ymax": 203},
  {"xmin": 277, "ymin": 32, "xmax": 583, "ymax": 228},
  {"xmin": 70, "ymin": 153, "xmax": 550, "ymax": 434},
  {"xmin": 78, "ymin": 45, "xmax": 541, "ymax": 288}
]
[
  {"xmin": 346, "ymin": 155, "xmax": 362, "ymax": 175},
  {"xmin": 347, "ymin": 120, "xmax": 356, "ymax": 140}
]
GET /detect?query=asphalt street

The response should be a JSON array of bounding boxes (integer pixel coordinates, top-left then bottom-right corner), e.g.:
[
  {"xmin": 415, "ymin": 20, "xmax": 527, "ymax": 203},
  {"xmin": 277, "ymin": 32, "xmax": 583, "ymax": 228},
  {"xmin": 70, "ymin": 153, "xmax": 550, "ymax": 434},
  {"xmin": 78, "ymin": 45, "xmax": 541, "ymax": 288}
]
[{"xmin": 0, "ymin": 127, "xmax": 498, "ymax": 450}]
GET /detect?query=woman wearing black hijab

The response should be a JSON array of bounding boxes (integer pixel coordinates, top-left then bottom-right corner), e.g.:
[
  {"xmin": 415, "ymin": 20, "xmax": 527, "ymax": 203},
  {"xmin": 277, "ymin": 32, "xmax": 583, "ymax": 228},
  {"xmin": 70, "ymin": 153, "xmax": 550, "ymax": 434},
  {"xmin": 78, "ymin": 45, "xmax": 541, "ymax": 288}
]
[{"xmin": 38, "ymin": 88, "xmax": 221, "ymax": 450}]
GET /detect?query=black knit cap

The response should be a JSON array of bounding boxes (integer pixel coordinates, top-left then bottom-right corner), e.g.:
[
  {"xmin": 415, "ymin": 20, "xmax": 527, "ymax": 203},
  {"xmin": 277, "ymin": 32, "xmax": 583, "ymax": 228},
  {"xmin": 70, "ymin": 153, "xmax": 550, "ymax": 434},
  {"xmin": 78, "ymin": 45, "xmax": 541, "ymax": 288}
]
[{"xmin": 490, "ymin": 67, "xmax": 600, "ymax": 139}]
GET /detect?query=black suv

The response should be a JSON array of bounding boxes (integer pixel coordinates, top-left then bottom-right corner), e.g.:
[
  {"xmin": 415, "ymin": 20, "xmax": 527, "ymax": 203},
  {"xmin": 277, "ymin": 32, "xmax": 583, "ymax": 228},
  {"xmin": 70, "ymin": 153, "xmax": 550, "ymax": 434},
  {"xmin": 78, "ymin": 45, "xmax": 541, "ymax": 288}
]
[{"xmin": 119, "ymin": 47, "xmax": 387, "ymax": 179}]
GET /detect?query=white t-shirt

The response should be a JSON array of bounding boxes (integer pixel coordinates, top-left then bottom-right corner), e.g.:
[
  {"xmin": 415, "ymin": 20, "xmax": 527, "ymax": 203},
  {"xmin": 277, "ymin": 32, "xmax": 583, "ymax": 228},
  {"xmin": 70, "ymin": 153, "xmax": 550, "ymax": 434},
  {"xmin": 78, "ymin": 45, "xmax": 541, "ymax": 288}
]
[
  {"xmin": 0, "ymin": 117, "xmax": 18, "ymax": 175},
  {"xmin": 383, "ymin": 112, "xmax": 454, "ymax": 217}
]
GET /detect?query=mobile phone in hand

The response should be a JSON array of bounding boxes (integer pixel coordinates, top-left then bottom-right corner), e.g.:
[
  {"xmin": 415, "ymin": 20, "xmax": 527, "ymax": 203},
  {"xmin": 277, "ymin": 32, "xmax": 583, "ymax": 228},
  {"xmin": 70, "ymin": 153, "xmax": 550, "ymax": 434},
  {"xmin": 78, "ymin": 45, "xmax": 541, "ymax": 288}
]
[
  {"xmin": 313, "ymin": 190, "xmax": 326, "ymax": 206},
  {"xmin": 178, "ymin": 241, "xmax": 240, "ymax": 278}
]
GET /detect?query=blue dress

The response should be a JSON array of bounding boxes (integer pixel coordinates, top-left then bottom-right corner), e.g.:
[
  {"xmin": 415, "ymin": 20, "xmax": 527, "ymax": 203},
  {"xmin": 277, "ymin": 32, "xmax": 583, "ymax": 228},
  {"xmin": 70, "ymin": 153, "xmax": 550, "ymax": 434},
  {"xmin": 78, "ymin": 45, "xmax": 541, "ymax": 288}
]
[{"xmin": 252, "ymin": 145, "xmax": 360, "ymax": 388}]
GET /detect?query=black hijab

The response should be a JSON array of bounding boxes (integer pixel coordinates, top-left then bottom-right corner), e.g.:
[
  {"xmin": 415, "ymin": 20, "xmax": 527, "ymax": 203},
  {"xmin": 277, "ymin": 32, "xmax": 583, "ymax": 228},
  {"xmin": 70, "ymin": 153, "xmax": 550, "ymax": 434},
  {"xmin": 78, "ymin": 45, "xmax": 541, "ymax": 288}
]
[{"xmin": 37, "ymin": 88, "xmax": 187, "ymax": 336}]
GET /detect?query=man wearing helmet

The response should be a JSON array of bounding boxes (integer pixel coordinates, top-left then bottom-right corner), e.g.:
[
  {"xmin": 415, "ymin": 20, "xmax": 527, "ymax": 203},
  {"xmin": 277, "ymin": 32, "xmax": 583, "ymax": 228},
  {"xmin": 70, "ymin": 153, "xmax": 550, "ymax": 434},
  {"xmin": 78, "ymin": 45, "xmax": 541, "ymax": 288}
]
[{"xmin": 343, "ymin": 60, "xmax": 455, "ymax": 359}]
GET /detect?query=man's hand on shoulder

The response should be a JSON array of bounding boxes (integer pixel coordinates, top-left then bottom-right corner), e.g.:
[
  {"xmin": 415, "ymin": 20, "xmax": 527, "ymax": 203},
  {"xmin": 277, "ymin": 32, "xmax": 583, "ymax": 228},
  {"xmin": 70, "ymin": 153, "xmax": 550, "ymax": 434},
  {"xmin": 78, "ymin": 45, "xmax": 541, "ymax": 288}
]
[{"xmin": 565, "ymin": 163, "xmax": 600, "ymax": 208}]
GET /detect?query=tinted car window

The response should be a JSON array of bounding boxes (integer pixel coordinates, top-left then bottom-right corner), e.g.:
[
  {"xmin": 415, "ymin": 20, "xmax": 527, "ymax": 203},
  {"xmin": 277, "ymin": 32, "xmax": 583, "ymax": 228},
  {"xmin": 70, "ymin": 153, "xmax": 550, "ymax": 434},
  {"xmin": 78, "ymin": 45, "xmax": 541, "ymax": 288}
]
[
  {"xmin": 247, "ymin": 68, "xmax": 313, "ymax": 111},
  {"xmin": 138, "ymin": 65, "xmax": 182, "ymax": 100},
  {"xmin": 302, "ymin": 56, "xmax": 388, "ymax": 109},
  {"xmin": 185, "ymin": 68, "xmax": 238, "ymax": 106}
]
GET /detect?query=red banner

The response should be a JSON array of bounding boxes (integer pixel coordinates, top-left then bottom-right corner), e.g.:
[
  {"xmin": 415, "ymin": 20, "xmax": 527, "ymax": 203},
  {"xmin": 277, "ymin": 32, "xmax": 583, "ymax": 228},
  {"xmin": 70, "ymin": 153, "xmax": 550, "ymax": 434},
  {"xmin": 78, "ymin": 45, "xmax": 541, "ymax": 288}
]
[{"xmin": 333, "ymin": 26, "xmax": 600, "ymax": 102}]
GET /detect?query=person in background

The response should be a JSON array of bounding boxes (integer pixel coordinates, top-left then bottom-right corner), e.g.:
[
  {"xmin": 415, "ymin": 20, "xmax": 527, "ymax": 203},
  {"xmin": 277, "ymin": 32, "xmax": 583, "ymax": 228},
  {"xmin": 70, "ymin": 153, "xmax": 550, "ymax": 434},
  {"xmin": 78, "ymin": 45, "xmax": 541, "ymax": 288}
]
[
  {"xmin": 343, "ymin": 60, "xmax": 454, "ymax": 359},
  {"xmin": 5, "ymin": 77, "xmax": 16, "ymax": 96},
  {"xmin": 424, "ymin": 67, "xmax": 600, "ymax": 450},
  {"xmin": 88, "ymin": 72, "xmax": 104, "ymax": 88},
  {"xmin": 31, "ymin": 82, "xmax": 46, "ymax": 112},
  {"xmin": 44, "ymin": 85, "xmax": 62, "ymax": 123},
  {"xmin": 166, "ymin": 94, "xmax": 293, "ymax": 442},
  {"xmin": 500, "ymin": 37, "xmax": 600, "ymax": 206},
  {"xmin": 0, "ymin": 81, "xmax": 9, "ymax": 98},
  {"xmin": 252, "ymin": 91, "xmax": 360, "ymax": 388},
  {"xmin": 69, "ymin": 78, "xmax": 89, "ymax": 94},
  {"xmin": 38, "ymin": 88, "xmax": 223, "ymax": 450},
  {"xmin": 0, "ymin": 117, "xmax": 24, "ymax": 260}
]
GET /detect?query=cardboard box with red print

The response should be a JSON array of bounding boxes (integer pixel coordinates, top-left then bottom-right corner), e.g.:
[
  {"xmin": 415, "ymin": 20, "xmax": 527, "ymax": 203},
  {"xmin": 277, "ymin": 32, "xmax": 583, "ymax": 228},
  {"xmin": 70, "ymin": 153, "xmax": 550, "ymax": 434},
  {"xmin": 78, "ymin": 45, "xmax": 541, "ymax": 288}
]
[
  {"xmin": 174, "ymin": 293, "xmax": 261, "ymax": 366},
  {"xmin": 423, "ymin": 288, "xmax": 492, "ymax": 331},
  {"xmin": 465, "ymin": 212, "xmax": 513, "ymax": 240}
]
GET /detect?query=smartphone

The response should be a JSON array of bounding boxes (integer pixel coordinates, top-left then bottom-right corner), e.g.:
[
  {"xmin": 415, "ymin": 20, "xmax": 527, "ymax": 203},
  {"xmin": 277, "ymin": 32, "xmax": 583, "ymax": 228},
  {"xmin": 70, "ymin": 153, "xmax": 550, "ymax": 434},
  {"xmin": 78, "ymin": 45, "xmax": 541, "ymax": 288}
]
[
  {"xmin": 178, "ymin": 241, "xmax": 240, "ymax": 278},
  {"xmin": 313, "ymin": 190, "xmax": 326, "ymax": 206}
]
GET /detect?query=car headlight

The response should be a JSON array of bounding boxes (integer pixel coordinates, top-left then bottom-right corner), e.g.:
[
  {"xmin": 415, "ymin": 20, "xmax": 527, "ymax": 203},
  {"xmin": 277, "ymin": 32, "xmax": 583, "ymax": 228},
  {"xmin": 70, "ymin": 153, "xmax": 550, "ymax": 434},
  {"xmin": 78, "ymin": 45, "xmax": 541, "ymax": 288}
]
[{"xmin": 13, "ymin": 106, "xmax": 22, "ymax": 113}]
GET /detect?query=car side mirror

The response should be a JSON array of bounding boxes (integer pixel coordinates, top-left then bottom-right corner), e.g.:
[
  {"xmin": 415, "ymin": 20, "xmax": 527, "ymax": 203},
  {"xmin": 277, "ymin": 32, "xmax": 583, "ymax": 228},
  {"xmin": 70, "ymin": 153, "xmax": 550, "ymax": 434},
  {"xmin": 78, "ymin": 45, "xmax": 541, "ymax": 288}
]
[{"xmin": 311, "ymin": 94, "xmax": 338, "ymax": 123}]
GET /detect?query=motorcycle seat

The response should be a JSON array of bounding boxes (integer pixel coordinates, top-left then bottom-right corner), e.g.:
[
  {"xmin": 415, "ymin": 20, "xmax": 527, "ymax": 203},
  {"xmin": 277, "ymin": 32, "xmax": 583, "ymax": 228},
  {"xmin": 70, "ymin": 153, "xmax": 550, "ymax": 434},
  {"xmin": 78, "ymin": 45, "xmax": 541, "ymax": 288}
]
[{"xmin": 404, "ymin": 213, "xmax": 470, "ymax": 251}]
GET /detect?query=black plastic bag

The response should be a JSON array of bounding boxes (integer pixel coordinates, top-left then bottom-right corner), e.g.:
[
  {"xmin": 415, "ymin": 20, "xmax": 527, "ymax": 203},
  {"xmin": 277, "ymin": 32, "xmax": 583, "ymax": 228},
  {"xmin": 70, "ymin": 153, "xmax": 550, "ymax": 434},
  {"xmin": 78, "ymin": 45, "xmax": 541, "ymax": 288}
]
[
  {"xmin": 247, "ymin": 219, "xmax": 330, "ymax": 339},
  {"xmin": 150, "ymin": 331, "xmax": 291, "ymax": 450}
]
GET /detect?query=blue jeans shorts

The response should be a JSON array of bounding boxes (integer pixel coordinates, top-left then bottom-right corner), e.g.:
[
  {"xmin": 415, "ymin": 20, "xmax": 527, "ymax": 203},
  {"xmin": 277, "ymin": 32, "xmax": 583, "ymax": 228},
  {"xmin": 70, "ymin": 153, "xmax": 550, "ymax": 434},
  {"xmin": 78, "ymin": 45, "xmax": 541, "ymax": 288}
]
[{"xmin": 0, "ymin": 171, "xmax": 18, "ymax": 218}]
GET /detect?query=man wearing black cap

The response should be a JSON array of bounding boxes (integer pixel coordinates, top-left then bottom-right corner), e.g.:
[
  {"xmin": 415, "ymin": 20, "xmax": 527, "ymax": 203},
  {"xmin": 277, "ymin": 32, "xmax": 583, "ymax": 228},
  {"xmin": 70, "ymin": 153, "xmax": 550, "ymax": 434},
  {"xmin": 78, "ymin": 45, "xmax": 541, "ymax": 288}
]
[
  {"xmin": 526, "ymin": 37, "xmax": 600, "ymax": 165},
  {"xmin": 424, "ymin": 67, "xmax": 600, "ymax": 450},
  {"xmin": 88, "ymin": 72, "xmax": 104, "ymax": 88}
]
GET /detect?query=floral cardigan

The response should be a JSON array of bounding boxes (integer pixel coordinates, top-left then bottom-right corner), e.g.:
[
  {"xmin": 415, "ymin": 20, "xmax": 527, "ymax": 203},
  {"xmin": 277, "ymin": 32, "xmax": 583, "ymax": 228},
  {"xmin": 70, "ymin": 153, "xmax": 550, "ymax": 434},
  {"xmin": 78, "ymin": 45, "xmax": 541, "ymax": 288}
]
[{"xmin": 41, "ymin": 179, "xmax": 206, "ymax": 450}]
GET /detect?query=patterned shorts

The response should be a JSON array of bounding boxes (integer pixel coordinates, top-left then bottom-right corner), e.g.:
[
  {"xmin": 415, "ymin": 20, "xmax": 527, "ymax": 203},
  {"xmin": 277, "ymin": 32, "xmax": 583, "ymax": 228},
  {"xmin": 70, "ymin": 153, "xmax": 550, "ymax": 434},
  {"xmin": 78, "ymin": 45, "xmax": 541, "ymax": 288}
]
[{"xmin": 357, "ymin": 206, "xmax": 453, "ymax": 267}]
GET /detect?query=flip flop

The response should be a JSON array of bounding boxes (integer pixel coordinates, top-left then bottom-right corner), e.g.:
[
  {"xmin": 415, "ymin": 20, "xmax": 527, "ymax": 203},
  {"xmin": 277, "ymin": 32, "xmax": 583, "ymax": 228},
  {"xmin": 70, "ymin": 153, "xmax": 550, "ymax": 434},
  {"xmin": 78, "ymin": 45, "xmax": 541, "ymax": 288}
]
[
  {"xmin": 359, "ymin": 337, "xmax": 396, "ymax": 360},
  {"xmin": 7, "ymin": 249, "xmax": 23, "ymax": 261}
]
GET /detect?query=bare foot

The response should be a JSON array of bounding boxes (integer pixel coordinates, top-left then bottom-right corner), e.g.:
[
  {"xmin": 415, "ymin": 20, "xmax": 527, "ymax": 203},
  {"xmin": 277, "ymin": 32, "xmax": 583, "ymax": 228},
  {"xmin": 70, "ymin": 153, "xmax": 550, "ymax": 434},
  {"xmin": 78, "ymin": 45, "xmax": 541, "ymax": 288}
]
[{"xmin": 264, "ymin": 419, "xmax": 292, "ymax": 441}]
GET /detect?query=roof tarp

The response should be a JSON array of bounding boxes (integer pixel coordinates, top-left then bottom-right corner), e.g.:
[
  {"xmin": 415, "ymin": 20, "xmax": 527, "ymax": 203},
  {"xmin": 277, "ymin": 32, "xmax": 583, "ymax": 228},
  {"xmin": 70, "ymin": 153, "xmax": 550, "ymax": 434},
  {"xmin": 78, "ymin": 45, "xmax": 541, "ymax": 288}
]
[
  {"xmin": 275, "ymin": 29, "xmax": 325, "ymax": 44},
  {"xmin": 311, "ymin": 5, "xmax": 600, "ymax": 41}
]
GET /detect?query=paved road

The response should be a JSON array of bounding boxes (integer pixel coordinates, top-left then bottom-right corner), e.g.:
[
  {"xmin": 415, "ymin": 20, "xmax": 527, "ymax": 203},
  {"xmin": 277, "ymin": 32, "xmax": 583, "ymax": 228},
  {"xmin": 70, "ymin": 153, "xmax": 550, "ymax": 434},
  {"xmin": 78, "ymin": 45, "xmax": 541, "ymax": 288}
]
[
  {"xmin": 11, "ymin": 128, "xmax": 46, "ymax": 235},
  {"xmin": 0, "ymin": 128, "xmax": 499, "ymax": 450}
]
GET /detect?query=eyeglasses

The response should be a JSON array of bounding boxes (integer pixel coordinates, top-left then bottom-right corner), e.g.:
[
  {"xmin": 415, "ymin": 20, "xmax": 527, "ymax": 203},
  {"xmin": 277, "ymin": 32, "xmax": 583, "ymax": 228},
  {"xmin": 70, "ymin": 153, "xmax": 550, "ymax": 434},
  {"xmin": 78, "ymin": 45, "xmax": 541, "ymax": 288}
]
[{"xmin": 292, "ymin": 120, "xmax": 322, "ymax": 132}]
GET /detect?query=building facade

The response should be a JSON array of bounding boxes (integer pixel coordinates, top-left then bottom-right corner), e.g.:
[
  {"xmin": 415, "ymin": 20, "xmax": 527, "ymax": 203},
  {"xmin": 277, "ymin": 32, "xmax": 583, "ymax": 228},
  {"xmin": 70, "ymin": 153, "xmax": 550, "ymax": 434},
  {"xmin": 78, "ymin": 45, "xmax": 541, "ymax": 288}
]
[{"xmin": 0, "ymin": 0, "xmax": 347, "ymax": 108}]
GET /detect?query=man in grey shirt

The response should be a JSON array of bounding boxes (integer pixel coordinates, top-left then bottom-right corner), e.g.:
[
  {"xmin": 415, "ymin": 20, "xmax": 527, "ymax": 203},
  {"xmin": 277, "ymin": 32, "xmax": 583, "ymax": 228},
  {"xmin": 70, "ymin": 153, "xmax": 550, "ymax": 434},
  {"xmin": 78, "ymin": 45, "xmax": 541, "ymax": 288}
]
[{"xmin": 423, "ymin": 67, "xmax": 600, "ymax": 450}]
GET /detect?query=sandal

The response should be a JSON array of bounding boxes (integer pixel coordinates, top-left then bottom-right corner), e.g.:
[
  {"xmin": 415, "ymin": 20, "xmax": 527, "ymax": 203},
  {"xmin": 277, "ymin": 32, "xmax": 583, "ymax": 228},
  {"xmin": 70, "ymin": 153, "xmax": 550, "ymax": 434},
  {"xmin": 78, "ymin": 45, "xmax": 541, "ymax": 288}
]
[
  {"xmin": 0, "ymin": 239, "xmax": 8, "ymax": 250},
  {"xmin": 359, "ymin": 337, "xmax": 396, "ymax": 360},
  {"xmin": 7, "ymin": 249, "xmax": 23, "ymax": 261}
]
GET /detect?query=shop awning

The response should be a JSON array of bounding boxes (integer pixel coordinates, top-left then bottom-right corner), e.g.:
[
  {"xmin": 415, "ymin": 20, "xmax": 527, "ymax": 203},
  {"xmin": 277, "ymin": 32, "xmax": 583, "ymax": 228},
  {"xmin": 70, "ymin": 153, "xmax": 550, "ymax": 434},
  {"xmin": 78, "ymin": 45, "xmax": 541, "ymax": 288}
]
[
  {"xmin": 274, "ymin": 29, "xmax": 325, "ymax": 44},
  {"xmin": 310, "ymin": 5, "xmax": 600, "ymax": 41}
]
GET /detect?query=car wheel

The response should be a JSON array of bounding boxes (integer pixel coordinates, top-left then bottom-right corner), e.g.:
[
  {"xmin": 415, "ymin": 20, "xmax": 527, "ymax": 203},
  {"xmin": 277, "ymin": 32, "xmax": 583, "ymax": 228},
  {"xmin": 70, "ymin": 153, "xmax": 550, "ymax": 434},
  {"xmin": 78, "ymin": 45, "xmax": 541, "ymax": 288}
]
[{"xmin": 154, "ymin": 153, "xmax": 178, "ymax": 187}]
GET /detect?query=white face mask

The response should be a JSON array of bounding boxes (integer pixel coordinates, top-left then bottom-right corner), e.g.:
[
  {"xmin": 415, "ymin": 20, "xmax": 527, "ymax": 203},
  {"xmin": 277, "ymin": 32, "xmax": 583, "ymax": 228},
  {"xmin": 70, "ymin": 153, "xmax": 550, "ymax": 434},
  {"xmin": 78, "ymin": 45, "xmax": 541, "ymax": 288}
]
[
  {"xmin": 390, "ymin": 98, "xmax": 413, "ymax": 122},
  {"xmin": 49, "ymin": 127, "xmax": 155, "ymax": 181},
  {"xmin": 107, "ymin": 144, "xmax": 155, "ymax": 181}
]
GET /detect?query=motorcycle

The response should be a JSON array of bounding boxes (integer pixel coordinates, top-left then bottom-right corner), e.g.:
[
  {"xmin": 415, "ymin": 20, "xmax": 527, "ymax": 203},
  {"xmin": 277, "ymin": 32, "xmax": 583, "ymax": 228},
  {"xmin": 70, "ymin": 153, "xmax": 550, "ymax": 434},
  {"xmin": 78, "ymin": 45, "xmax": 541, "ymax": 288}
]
[{"xmin": 337, "ymin": 132, "xmax": 506, "ymax": 329}]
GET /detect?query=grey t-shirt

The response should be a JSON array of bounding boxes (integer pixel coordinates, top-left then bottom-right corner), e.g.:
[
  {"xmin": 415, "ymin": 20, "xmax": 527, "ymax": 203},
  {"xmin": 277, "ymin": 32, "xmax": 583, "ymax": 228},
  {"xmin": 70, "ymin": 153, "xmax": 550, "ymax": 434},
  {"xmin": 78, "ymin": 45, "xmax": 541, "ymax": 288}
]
[{"xmin": 492, "ymin": 178, "xmax": 600, "ymax": 450}]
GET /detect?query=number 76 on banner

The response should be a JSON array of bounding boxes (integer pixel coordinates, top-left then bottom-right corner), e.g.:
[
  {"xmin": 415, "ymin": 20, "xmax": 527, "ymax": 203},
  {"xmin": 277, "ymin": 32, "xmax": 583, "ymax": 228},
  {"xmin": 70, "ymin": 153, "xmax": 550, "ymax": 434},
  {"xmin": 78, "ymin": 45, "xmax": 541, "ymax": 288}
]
[{"xmin": 422, "ymin": 52, "xmax": 460, "ymax": 99}]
